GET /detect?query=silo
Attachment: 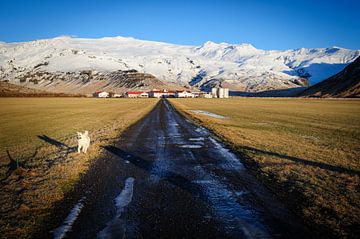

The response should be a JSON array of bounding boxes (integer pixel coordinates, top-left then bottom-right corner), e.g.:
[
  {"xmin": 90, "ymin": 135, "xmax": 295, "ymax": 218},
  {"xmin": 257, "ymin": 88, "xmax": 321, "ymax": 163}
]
[
  {"xmin": 224, "ymin": 88, "xmax": 229, "ymax": 98},
  {"xmin": 211, "ymin": 88, "xmax": 218, "ymax": 98},
  {"xmin": 218, "ymin": 88, "xmax": 224, "ymax": 98}
]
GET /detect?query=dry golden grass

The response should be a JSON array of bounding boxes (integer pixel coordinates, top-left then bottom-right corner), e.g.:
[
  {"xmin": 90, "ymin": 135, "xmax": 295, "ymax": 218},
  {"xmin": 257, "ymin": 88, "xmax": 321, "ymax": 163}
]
[
  {"xmin": 0, "ymin": 98, "xmax": 158, "ymax": 161},
  {"xmin": 169, "ymin": 97, "xmax": 360, "ymax": 238},
  {"xmin": 0, "ymin": 97, "xmax": 158, "ymax": 238}
]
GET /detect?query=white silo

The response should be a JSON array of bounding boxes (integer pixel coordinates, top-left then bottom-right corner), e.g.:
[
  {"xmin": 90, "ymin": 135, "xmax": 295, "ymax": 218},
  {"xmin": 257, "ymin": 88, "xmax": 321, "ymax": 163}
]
[
  {"xmin": 211, "ymin": 88, "xmax": 218, "ymax": 98},
  {"xmin": 218, "ymin": 88, "xmax": 225, "ymax": 98},
  {"xmin": 224, "ymin": 88, "xmax": 229, "ymax": 98}
]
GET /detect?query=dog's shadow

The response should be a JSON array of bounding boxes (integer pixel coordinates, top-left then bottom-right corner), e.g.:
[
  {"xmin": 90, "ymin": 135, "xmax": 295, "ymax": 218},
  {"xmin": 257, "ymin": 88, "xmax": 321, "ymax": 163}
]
[{"xmin": 37, "ymin": 135, "xmax": 77, "ymax": 153}]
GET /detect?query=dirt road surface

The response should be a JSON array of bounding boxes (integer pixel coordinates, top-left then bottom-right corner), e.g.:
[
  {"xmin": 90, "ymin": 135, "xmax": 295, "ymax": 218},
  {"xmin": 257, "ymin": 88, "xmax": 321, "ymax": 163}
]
[{"xmin": 45, "ymin": 99, "xmax": 311, "ymax": 239}]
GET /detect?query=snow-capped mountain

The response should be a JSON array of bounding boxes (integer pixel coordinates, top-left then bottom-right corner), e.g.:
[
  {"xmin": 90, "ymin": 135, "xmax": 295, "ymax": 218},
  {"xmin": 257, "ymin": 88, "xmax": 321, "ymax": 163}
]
[{"xmin": 0, "ymin": 36, "xmax": 359, "ymax": 93}]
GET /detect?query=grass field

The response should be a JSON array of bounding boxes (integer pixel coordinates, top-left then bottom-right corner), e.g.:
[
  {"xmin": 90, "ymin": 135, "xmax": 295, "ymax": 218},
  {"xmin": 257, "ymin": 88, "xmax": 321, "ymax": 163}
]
[
  {"xmin": 0, "ymin": 98, "xmax": 157, "ymax": 162},
  {"xmin": 0, "ymin": 97, "xmax": 158, "ymax": 238},
  {"xmin": 169, "ymin": 98, "xmax": 360, "ymax": 238}
]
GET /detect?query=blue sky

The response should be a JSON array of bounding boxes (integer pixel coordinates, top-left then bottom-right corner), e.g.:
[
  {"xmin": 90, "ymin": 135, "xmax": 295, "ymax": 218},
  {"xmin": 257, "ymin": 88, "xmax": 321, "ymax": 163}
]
[{"xmin": 0, "ymin": 0, "xmax": 359, "ymax": 50}]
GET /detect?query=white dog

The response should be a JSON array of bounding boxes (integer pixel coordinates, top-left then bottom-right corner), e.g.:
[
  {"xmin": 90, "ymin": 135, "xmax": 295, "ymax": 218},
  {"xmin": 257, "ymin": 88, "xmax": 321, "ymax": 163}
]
[{"xmin": 76, "ymin": 131, "xmax": 90, "ymax": 153}]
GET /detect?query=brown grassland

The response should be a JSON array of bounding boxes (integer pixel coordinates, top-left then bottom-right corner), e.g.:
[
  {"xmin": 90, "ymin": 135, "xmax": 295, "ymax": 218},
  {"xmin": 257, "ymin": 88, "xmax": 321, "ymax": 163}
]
[
  {"xmin": 169, "ymin": 97, "xmax": 360, "ymax": 238},
  {"xmin": 0, "ymin": 97, "xmax": 158, "ymax": 238}
]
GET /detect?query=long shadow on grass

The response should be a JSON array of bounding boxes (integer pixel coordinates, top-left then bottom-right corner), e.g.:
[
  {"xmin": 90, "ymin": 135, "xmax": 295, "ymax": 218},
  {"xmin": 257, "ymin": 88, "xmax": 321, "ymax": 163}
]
[
  {"xmin": 37, "ymin": 135, "xmax": 77, "ymax": 152},
  {"xmin": 241, "ymin": 146, "xmax": 360, "ymax": 176}
]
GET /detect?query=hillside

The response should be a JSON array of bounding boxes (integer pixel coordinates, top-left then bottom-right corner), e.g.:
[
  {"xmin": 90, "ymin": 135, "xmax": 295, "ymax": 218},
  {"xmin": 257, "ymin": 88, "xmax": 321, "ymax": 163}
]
[
  {"xmin": 0, "ymin": 81, "xmax": 82, "ymax": 97},
  {"xmin": 300, "ymin": 56, "xmax": 360, "ymax": 97},
  {"xmin": 0, "ymin": 36, "xmax": 359, "ymax": 94},
  {"xmin": 12, "ymin": 69, "xmax": 180, "ymax": 94}
]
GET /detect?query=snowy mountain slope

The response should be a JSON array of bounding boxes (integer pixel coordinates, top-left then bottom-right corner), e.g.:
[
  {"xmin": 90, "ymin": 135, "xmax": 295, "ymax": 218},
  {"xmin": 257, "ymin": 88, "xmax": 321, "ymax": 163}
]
[
  {"xmin": 0, "ymin": 36, "xmax": 359, "ymax": 93},
  {"xmin": 299, "ymin": 56, "xmax": 360, "ymax": 98}
]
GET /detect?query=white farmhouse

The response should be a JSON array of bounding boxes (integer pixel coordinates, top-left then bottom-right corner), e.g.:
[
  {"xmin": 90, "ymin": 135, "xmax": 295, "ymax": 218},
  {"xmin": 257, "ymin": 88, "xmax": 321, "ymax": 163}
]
[
  {"xmin": 202, "ymin": 93, "xmax": 212, "ymax": 98},
  {"xmin": 98, "ymin": 92, "xmax": 109, "ymax": 98},
  {"xmin": 126, "ymin": 91, "xmax": 149, "ymax": 98},
  {"xmin": 113, "ymin": 93, "xmax": 122, "ymax": 98},
  {"xmin": 93, "ymin": 91, "xmax": 109, "ymax": 98},
  {"xmin": 148, "ymin": 89, "xmax": 176, "ymax": 98},
  {"xmin": 175, "ymin": 90, "xmax": 194, "ymax": 98}
]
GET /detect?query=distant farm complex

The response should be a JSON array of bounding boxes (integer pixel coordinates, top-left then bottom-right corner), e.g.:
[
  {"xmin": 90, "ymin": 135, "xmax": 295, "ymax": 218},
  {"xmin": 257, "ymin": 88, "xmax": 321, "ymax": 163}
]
[{"xmin": 93, "ymin": 88, "xmax": 229, "ymax": 98}]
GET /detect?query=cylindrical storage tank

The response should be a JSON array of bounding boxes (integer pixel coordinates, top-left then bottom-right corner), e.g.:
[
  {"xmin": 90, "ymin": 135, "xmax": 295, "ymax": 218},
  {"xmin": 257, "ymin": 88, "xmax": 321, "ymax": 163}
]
[
  {"xmin": 218, "ymin": 88, "xmax": 224, "ymax": 98},
  {"xmin": 224, "ymin": 88, "xmax": 229, "ymax": 98},
  {"xmin": 211, "ymin": 88, "xmax": 218, "ymax": 98}
]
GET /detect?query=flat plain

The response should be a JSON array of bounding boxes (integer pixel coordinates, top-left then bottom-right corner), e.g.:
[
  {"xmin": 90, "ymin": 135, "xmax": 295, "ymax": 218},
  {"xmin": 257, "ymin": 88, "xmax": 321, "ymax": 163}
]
[
  {"xmin": 0, "ymin": 97, "xmax": 158, "ymax": 238},
  {"xmin": 169, "ymin": 97, "xmax": 360, "ymax": 238}
]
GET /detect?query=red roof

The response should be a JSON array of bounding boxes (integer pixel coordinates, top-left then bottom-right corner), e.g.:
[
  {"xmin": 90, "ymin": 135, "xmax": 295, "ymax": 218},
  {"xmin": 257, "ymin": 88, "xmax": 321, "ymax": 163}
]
[
  {"xmin": 150, "ymin": 90, "xmax": 176, "ymax": 93},
  {"xmin": 176, "ymin": 90, "xmax": 191, "ymax": 93},
  {"xmin": 150, "ymin": 90, "xmax": 165, "ymax": 93},
  {"xmin": 127, "ymin": 91, "xmax": 147, "ymax": 94}
]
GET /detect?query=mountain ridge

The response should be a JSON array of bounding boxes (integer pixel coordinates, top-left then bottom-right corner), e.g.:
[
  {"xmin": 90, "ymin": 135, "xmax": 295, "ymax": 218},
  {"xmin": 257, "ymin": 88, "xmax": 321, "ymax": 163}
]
[{"xmin": 0, "ymin": 36, "xmax": 359, "ymax": 94}]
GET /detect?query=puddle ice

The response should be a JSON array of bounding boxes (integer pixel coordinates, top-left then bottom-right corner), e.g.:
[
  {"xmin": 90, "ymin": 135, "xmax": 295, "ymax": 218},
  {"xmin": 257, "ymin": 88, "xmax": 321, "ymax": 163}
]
[
  {"xmin": 179, "ymin": 144, "xmax": 202, "ymax": 149},
  {"xmin": 97, "ymin": 177, "xmax": 135, "ymax": 239},
  {"xmin": 53, "ymin": 197, "xmax": 86, "ymax": 239},
  {"xmin": 189, "ymin": 137, "xmax": 204, "ymax": 141},
  {"xmin": 188, "ymin": 110, "xmax": 226, "ymax": 119},
  {"xmin": 208, "ymin": 137, "xmax": 244, "ymax": 170}
]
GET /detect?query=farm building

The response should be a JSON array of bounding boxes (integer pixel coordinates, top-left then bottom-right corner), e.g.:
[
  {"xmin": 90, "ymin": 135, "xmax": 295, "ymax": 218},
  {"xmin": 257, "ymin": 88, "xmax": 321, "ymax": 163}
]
[
  {"xmin": 125, "ymin": 91, "xmax": 149, "ymax": 98},
  {"xmin": 148, "ymin": 90, "xmax": 163, "ymax": 98},
  {"xmin": 113, "ymin": 93, "xmax": 122, "ymax": 98},
  {"xmin": 200, "ymin": 92, "xmax": 213, "ymax": 98},
  {"xmin": 163, "ymin": 90, "xmax": 176, "ymax": 98},
  {"xmin": 93, "ymin": 91, "xmax": 109, "ymax": 98},
  {"xmin": 211, "ymin": 87, "xmax": 229, "ymax": 98},
  {"xmin": 148, "ymin": 89, "xmax": 176, "ymax": 98},
  {"xmin": 175, "ymin": 90, "xmax": 194, "ymax": 98}
]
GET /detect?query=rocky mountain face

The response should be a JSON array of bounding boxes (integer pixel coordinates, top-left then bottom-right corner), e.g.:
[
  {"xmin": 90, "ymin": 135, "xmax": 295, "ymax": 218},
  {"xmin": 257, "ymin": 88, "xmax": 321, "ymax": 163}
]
[
  {"xmin": 0, "ymin": 36, "xmax": 359, "ymax": 94},
  {"xmin": 8, "ymin": 69, "xmax": 168, "ymax": 94},
  {"xmin": 299, "ymin": 56, "xmax": 360, "ymax": 98},
  {"xmin": 0, "ymin": 81, "xmax": 82, "ymax": 97}
]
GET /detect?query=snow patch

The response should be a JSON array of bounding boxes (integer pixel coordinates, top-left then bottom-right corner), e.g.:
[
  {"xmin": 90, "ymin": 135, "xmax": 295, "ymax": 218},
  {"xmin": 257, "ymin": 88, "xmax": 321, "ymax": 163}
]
[
  {"xmin": 195, "ymin": 126, "xmax": 208, "ymax": 134},
  {"xmin": 179, "ymin": 144, "xmax": 202, "ymax": 149},
  {"xmin": 114, "ymin": 177, "xmax": 135, "ymax": 213},
  {"xmin": 189, "ymin": 110, "xmax": 226, "ymax": 119},
  {"xmin": 0, "ymin": 36, "xmax": 358, "ymax": 91},
  {"xmin": 53, "ymin": 197, "xmax": 86, "ymax": 239},
  {"xmin": 189, "ymin": 137, "xmax": 205, "ymax": 141},
  {"xmin": 97, "ymin": 177, "xmax": 135, "ymax": 239},
  {"xmin": 208, "ymin": 137, "xmax": 244, "ymax": 170}
]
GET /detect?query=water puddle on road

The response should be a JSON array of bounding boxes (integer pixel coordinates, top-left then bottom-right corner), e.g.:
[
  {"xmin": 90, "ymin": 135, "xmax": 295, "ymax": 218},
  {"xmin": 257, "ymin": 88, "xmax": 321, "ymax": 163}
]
[
  {"xmin": 97, "ymin": 177, "xmax": 135, "ymax": 239},
  {"xmin": 188, "ymin": 110, "xmax": 226, "ymax": 119},
  {"xmin": 52, "ymin": 197, "xmax": 86, "ymax": 239}
]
